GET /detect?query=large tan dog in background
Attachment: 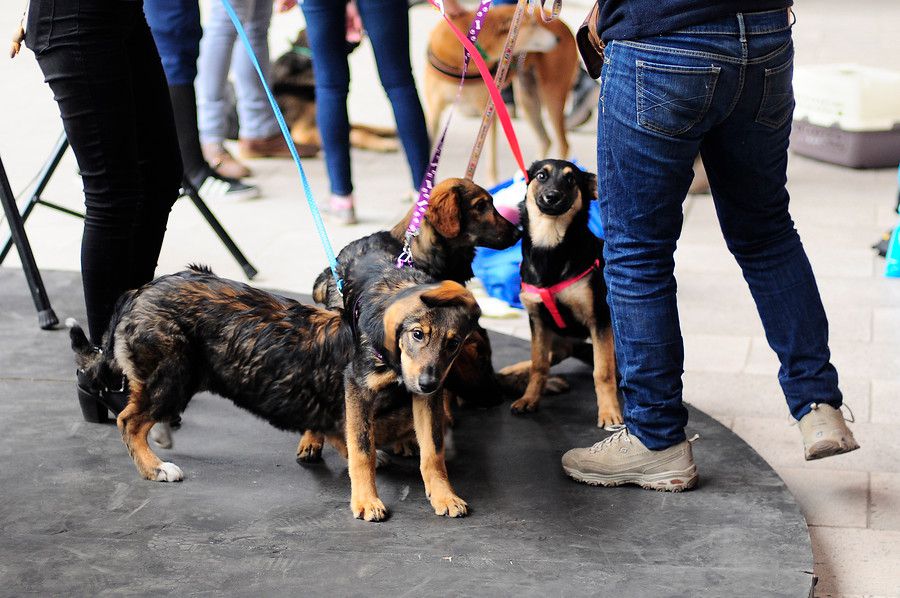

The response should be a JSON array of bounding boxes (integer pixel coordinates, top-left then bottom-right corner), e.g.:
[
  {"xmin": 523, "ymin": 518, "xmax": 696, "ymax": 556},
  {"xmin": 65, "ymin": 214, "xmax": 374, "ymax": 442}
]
[{"xmin": 424, "ymin": 6, "xmax": 579, "ymax": 183}]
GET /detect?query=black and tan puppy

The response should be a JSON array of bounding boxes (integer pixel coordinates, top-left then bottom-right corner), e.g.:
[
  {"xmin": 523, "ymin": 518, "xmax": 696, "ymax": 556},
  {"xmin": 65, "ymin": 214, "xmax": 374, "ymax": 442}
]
[
  {"xmin": 70, "ymin": 265, "xmax": 480, "ymax": 521},
  {"xmin": 297, "ymin": 178, "xmax": 521, "ymax": 463},
  {"xmin": 340, "ymin": 253, "xmax": 480, "ymax": 520},
  {"xmin": 505, "ymin": 160, "xmax": 623, "ymax": 428},
  {"xmin": 313, "ymin": 178, "xmax": 519, "ymax": 310}
]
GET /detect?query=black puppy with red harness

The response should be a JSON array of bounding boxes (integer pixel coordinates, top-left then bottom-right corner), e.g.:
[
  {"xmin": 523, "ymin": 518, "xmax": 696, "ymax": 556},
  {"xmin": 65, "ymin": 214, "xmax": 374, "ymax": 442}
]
[{"xmin": 505, "ymin": 159, "xmax": 623, "ymax": 429}]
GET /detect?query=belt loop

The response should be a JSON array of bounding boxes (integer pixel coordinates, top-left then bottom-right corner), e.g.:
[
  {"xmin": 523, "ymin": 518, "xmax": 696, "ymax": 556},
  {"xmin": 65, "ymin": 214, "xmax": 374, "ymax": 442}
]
[{"xmin": 737, "ymin": 13, "xmax": 746, "ymax": 43}]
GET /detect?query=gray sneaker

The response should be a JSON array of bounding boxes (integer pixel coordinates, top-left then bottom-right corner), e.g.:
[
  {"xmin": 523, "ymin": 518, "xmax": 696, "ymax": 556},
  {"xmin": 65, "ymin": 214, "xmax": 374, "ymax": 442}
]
[
  {"xmin": 798, "ymin": 403, "xmax": 860, "ymax": 461},
  {"xmin": 561, "ymin": 429, "xmax": 698, "ymax": 492}
]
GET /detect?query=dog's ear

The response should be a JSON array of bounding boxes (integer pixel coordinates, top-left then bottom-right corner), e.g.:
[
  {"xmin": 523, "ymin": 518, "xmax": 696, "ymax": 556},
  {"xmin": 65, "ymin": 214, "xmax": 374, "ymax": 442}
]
[
  {"xmin": 420, "ymin": 281, "xmax": 481, "ymax": 317},
  {"xmin": 577, "ymin": 169, "xmax": 598, "ymax": 200},
  {"xmin": 382, "ymin": 293, "xmax": 419, "ymax": 361},
  {"xmin": 426, "ymin": 181, "xmax": 462, "ymax": 239}
]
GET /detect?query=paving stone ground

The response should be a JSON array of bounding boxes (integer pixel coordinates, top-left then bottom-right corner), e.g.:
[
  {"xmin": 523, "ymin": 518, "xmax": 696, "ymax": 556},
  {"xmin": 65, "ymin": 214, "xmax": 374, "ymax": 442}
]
[{"xmin": 2, "ymin": 0, "xmax": 899, "ymax": 595}]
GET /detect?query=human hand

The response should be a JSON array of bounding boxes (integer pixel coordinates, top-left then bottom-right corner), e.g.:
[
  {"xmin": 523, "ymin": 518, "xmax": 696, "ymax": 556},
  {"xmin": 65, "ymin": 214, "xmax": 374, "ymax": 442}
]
[
  {"xmin": 345, "ymin": 1, "xmax": 363, "ymax": 43},
  {"xmin": 275, "ymin": 0, "xmax": 297, "ymax": 13}
]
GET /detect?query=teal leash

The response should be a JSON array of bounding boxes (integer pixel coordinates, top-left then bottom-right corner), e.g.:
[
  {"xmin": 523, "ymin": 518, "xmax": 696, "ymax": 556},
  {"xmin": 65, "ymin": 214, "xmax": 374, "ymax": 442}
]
[{"xmin": 220, "ymin": 0, "xmax": 342, "ymax": 291}]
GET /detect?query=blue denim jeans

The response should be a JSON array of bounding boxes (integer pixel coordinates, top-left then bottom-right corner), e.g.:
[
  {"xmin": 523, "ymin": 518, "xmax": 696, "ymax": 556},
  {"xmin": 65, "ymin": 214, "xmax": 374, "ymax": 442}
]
[
  {"xmin": 300, "ymin": 0, "xmax": 430, "ymax": 195},
  {"xmin": 597, "ymin": 9, "xmax": 842, "ymax": 450},
  {"xmin": 143, "ymin": 0, "xmax": 202, "ymax": 86},
  {"xmin": 197, "ymin": 0, "xmax": 279, "ymax": 143}
]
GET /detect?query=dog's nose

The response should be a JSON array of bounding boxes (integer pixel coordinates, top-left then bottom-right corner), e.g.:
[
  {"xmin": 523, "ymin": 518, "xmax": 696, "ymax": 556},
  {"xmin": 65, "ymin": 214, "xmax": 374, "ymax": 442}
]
[
  {"xmin": 542, "ymin": 191, "xmax": 563, "ymax": 205},
  {"xmin": 418, "ymin": 373, "xmax": 439, "ymax": 394}
]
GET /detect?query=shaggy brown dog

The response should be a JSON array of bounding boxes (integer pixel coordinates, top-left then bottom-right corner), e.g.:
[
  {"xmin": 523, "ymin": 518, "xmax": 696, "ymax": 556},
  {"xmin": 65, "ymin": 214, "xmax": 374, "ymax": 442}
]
[{"xmin": 70, "ymin": 265, "xmax": 480, "ymax": 521}]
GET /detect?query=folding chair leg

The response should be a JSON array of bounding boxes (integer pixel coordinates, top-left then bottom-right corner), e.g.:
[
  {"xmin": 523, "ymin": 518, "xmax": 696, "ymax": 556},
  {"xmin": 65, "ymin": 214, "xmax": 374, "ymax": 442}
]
[{"xmin": 0, "ymin": 155, "xmax": 59, "ymax": 330}]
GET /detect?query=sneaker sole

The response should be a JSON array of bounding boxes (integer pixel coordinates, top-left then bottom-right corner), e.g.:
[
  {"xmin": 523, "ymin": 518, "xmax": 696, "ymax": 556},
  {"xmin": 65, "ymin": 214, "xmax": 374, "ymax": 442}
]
[
  {"xmin": 562, "ymin": 465, "xmax": 699, "ymax": 492},
  {"xmin": 804, "ymin": 439, "xmax": 860, "ymax": 461}
]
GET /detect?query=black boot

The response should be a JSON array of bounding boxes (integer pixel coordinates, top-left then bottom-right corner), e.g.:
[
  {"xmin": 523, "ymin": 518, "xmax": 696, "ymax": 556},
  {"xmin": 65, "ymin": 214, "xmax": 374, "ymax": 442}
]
[
  {"xmin": 168, "ymin": 84, "xmax": 259, "ymax": 200},
  {"xmin": 76, "ymin": 369, "xmax": 129, "ymax": 423}
]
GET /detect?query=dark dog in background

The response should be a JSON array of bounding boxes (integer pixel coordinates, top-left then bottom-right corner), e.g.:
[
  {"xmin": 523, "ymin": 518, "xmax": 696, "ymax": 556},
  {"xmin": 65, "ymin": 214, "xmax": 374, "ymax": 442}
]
[
  {"xmin": 502, "ymin": 160, "xmax": 623, "ymax": 429},
  {"xmin": 70, "ymin": 265, "xmax": 480, "ymax": 521},
  {"xmin": 270, "ymin": 29, "xmax": 400, "ymax": 154}
]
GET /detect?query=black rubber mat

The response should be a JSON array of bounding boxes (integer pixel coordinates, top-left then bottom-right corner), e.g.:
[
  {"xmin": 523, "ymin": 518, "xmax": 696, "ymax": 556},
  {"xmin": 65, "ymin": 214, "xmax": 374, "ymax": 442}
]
[{"xmin": 0, "ymin": 268, "xmax": 814, "ymax": 596}]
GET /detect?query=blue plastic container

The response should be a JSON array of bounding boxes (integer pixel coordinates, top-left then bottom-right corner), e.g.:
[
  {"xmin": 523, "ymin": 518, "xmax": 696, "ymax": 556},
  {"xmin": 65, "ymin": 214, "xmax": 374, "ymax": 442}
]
[{"xmin": 473, "ymin": 240, "xmax": 524, "ymax": 309}]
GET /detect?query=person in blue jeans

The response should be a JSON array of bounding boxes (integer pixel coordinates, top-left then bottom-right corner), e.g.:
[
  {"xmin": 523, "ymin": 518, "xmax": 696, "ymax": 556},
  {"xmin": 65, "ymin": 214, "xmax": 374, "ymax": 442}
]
[
  {"xmin": 561, "ymin": 4, "xmax": 860, "ymax": 492},
  {"xmin": 293, "ymin": 0, "xmax": 431, "ymax": 225}
]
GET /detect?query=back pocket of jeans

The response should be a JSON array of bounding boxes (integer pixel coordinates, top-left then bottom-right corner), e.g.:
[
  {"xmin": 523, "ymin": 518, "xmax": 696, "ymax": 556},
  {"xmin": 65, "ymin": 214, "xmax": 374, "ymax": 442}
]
[
  {"xmin": 755, "ymin": 57, "xmax": 794, "ymax": 128},
  {"xmin": 636, "ymin": 61, "xmax": 720, "ymax": 136}
]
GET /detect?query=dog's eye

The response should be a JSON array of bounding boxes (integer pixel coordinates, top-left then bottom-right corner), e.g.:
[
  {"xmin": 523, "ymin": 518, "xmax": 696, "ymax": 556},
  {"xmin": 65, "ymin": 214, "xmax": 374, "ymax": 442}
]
[
  {"xmin": 412, "ymin": 329, "xmax": 425, "ymax": 341},
  {"xmin": 447, "ymin": 338, "xmax": 461, "ymax": 353},
  {"xmin": 536, "ymin": 171, "xmax": 547, "ymax": 181}
]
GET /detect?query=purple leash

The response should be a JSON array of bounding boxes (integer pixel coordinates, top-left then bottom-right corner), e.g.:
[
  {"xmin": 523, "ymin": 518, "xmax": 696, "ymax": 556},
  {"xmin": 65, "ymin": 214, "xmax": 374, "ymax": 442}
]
[{"xmin": 397, "ymin": 0, "xmax": 493, "ymax": 268}]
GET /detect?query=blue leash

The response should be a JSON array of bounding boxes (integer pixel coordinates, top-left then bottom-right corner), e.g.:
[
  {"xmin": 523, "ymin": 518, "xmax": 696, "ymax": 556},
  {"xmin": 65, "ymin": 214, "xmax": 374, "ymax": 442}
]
[{"xmin": 220, "ymin": 0, "xmax": 342, "ymax": 291}]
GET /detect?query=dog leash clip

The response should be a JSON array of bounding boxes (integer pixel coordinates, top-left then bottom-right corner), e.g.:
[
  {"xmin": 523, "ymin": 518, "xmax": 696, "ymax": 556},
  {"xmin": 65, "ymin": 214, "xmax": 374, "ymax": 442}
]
[{"xmin": 396, "ymin": 238, "xmax": 415, "ymax": 268}]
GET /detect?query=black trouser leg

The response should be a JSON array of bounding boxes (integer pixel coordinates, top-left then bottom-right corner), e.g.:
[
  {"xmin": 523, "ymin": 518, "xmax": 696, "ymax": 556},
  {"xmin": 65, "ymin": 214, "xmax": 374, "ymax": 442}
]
[{"xmin": 27, "ymin": 0, "xmax": 182, "ymax": 343}]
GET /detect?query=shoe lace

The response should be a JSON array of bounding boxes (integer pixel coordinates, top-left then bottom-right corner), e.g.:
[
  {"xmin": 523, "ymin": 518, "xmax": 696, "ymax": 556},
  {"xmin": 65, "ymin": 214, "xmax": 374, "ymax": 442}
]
[
  {"xmin": 789, "ymin": 401, "xmax": 856, "ymax": 426},
  {"xmin": 589, "ymin": 428, "xmax": 630, "ymax": 453}
]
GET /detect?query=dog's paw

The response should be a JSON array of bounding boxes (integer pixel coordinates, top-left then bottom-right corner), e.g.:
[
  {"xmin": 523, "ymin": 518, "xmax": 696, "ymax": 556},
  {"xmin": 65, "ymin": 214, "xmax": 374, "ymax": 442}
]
[
  {"xmin": 598, "ymin": 409, "xmax": 625, "ymax": 430},
  {"xmin": 430, "ymin": 492, "xmax": 468, "ymax": 518},
  {"xmin": 154, "ymin": 462, "xmax": 183, "ymax": 482},
  {"xmin": 351, "ymin": 496, "xmax": 388, "ymax": 522},
  {"xmin": 375, "ymin": 450, "xmax": 391, "ymax": 469},
  {"xmin": 510, "ymin": 396, "xmax": 540, "ymax": 415},
  {"xmin": 391, "ymin": 439, "xmax": 418, "ymax": 457},
  {"xmin": 150, "ymin": 423, "xmax": 173, "ymax": 449},
  {"xmin": 295, "ymin": 443, "xmax": 323, "ymax": 464},
  {"xmin": 544, "ymin": 375, "xmax": 571, "ymax": 395}
]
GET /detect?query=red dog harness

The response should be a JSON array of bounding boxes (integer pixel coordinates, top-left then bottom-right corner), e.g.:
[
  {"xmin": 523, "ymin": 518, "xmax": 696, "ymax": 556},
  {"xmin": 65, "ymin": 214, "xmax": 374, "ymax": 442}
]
[{"xmin": 521, "ymin": 259, "xmax": 600, "ymax": 329}]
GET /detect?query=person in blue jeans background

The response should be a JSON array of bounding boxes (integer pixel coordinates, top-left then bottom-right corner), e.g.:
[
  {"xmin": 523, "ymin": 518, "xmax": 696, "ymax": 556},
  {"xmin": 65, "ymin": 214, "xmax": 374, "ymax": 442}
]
[
  {"xmin": 561, "ymin": 4, "xmax": 860, "ymax": 491},
  {"xmin": 294, "ymin": 0, "xmax": 431, "ymax": 225}
]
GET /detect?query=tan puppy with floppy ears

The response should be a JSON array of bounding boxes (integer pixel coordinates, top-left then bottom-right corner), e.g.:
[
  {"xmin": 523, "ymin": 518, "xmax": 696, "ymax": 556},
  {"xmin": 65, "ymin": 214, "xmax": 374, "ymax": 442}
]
[
  {"xmin": 504, "ymin": 159, "xmax": 623, "ymax": 429},
  {"xmin": 423, "ymin": 5, "xmax": 579, "ymax": 183}
]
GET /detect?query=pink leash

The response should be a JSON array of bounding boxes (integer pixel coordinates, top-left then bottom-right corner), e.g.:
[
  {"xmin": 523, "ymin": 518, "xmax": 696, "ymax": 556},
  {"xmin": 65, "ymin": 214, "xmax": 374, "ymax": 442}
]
[{"xmin": 398, "ymin": 0, "xmax": 494, "ymax": 268}]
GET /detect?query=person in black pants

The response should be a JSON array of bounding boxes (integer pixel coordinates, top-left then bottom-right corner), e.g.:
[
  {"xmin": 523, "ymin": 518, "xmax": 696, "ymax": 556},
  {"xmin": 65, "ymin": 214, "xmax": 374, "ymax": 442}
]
[{"xmin": 25, "ymin": 0, "xmax": 181, "ymax": 421}]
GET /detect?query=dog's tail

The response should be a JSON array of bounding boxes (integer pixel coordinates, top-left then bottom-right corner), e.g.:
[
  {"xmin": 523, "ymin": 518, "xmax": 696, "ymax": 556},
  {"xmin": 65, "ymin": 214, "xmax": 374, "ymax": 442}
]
[
  {"xmin": 187, "ymin": 263, "xmax": 215, "ymax": 275},
  {"xmin": 66, "ymin": 289, "xmax": 136, "ymax": 387},
  {"xmin": 66, "ymin": 318, "xmax": 94, "ymax": 360},
  {"xmin": 65, "ymin": 318, "xmax": 106, "ymax": 381}
]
